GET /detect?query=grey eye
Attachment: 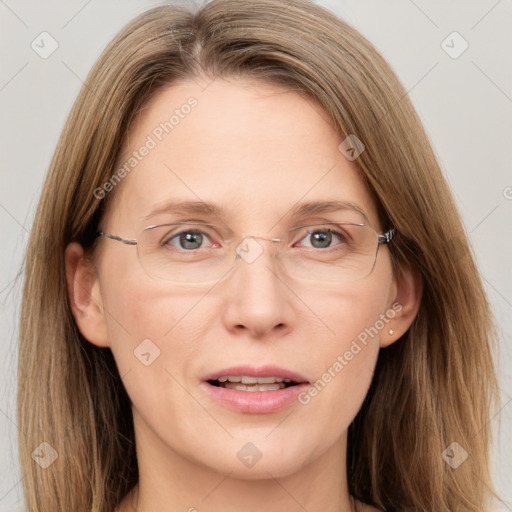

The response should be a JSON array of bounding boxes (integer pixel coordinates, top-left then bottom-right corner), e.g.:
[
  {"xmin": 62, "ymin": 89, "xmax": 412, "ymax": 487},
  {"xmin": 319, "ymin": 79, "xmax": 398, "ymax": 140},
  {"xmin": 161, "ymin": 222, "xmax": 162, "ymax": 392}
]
[
  {"xmin": 298, "ymin": 228, "xmax": 346, "ymax": 249},
  {"xmin": 167, "ymin": 230, "xmax": 210, "ymax": 250},
  {"xmin": 309, "ymin": 230, "xmax": 333, "ymax": 249}
]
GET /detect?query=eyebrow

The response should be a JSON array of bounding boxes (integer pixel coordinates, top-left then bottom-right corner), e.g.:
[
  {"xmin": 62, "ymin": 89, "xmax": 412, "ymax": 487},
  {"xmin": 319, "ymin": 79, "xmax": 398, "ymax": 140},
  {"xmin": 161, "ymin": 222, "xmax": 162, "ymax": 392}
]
[
  {"xmin": 142, "ymin": 199, "xmax": 370, "ymax": 225},
  {"xmin": 286, "ymin": 199, "xmax": 369, "ymax": 225}
]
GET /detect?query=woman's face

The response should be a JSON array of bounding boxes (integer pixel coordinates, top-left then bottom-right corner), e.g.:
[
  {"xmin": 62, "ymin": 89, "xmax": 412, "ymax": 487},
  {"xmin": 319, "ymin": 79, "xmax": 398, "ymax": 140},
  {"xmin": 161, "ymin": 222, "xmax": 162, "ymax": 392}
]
[{"xmin": 73, "ymin": 77, "xmax": 405, "ymax": 480}]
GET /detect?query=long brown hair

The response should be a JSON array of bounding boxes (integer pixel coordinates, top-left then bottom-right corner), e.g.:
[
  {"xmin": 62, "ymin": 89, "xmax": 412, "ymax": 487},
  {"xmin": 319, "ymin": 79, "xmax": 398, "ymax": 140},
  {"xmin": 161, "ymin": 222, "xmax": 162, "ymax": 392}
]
[{"xmin": 18, "ymin": 1, "xmax": 499, "ymax": 510}]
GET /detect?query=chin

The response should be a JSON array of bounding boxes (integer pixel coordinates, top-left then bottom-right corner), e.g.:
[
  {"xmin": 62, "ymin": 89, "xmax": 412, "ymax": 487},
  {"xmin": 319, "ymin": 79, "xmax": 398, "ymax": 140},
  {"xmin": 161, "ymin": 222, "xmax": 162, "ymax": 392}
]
[{"xmin": 196, "ymin": 435, "xmax": 317, "ymax": 480}]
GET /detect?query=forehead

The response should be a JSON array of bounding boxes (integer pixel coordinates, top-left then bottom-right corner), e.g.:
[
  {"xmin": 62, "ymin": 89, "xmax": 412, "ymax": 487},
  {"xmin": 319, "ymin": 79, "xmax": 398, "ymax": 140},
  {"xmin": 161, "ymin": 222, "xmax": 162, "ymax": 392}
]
[{"xmin": 105, "ymin": 77, "xmax": 379, "ymax": 231}]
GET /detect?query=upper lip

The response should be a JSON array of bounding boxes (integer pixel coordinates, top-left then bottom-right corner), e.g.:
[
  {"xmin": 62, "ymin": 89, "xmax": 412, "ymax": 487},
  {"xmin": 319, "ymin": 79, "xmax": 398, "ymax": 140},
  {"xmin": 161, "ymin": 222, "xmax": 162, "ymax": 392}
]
[{"xmin": 202, "ymin": 365, "xmax": 309, "ymax": 383}]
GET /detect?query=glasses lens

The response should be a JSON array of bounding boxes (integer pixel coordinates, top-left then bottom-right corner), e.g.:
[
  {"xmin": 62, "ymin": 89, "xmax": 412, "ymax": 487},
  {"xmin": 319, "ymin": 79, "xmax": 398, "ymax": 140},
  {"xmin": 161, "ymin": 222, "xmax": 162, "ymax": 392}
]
[
  {"xmin": 137, "ymin": 223, "xmax": 236, "ymax": 284},
  {"xmin": 283, "ymin": 223, "xmax": 379, "ymax": 283},
  {"xmin": 137, "ymin": 223, "xmax": 380, "ymax": 284}
]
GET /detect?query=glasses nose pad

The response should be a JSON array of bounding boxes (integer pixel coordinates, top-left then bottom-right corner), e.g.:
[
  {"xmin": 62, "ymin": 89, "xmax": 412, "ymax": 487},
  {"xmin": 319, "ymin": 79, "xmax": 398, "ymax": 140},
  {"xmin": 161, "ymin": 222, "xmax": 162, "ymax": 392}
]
[{"xmin": 234, "ymin": 235, "xmax": 282, "ymax": 265}]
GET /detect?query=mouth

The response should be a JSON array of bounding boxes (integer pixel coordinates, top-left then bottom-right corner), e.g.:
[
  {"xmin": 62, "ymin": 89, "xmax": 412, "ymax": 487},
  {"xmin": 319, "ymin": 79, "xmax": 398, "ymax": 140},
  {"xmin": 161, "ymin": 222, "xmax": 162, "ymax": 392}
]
[
  {"xmin": 201, "ymin": 365, "xmax": 310, "ymax": 413},
  {"xmin": 207, "ymin": 375, "xmax": 301, "ymax": 392}
]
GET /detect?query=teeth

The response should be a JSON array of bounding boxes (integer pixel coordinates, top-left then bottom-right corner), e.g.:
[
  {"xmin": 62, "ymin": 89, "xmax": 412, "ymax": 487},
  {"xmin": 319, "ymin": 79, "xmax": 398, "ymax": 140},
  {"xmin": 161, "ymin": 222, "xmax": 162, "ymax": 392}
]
[
  {"xmin": 255, "ymin": 376, "xmax": 283, "ymax": 384},
  {"xmin": 211, "ymin": 376, "xmax": 301, "ymax": 391},
  {"xmin": 217, "ymin": 376, "xmax": 288, "ymax": 384},
  {"xmin": 223, "ymin": 382, "xmax": 285, "ymax": 391}
]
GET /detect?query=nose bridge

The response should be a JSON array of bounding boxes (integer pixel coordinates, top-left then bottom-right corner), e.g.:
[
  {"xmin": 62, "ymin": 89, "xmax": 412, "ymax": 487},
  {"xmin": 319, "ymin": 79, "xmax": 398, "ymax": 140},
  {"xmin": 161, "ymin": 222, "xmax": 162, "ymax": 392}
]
[
  {"xmin": 251, "ymin": 234, "xmax": 282, "ymax": 243},
  {"xmin": 233, "ymin": 234, "xmax": 282, "ymax": 267},
  {"xmin": 227, "ymin": 232, "xmax": 292, "ymax": 288}
]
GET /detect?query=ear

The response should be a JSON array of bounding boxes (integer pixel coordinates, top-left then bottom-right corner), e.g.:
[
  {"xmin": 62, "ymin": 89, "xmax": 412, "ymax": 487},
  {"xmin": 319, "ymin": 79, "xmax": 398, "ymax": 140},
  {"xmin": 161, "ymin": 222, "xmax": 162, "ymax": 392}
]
[
  {"xmin": 380, "ymin": 264, "xmax": 423, "ymax": 348},
  {"xmin": 65, "ymin": 242, "xmax": 110, "ymax": 347}
]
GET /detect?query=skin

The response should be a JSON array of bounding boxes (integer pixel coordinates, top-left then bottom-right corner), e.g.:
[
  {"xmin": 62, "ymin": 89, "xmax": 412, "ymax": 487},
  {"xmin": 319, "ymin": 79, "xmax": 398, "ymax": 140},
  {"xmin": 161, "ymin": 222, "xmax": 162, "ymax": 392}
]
[{"xmin": 66, "ymin": 77, "xmax": 421, "ymax": 512}]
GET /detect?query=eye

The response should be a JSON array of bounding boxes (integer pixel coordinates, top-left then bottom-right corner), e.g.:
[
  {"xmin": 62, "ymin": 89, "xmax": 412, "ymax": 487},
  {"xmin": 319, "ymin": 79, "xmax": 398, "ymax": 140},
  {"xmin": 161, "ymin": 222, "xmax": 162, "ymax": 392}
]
[
  {"xmin": 295, "ymin": 227, "xmax": 348, "ymax": 250},
  {"xmin": 164, "ymin": 229, "xmax": 214, "ymax": 251}
]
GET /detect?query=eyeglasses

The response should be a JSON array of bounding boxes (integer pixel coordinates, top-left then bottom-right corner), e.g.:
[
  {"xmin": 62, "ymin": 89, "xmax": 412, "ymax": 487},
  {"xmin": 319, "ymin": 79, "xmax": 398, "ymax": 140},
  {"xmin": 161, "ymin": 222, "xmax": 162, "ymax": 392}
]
[{"xmin": 96, "ymin": 221, "xmax": 395, "ymax": 285}]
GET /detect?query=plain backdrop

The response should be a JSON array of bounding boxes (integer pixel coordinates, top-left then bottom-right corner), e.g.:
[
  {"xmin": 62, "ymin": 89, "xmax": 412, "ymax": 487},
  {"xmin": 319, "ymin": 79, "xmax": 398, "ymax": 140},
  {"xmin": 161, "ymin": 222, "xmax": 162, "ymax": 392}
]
[{"xmin": 1, "ymin": 1, "xmax": 511, "ymax": 510}]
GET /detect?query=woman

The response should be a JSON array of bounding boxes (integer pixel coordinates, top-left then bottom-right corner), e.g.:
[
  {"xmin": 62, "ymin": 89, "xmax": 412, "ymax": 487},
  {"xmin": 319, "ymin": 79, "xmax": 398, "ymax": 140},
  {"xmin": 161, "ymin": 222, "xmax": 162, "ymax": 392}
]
[{"xmin": 17, "ymin": 1, "xmax": 499, "ymax": 511}]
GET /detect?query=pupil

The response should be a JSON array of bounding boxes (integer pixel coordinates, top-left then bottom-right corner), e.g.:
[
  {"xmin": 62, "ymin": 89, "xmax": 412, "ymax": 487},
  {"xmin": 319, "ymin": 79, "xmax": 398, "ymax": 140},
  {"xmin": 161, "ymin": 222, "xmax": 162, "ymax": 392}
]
[
  {"xmin": 180, "ymin": 231, "xmax": 203, "ymax": 250},
  {"xmin": 312, "ymin": 231, "xmax": 331, "ymax": 249}
]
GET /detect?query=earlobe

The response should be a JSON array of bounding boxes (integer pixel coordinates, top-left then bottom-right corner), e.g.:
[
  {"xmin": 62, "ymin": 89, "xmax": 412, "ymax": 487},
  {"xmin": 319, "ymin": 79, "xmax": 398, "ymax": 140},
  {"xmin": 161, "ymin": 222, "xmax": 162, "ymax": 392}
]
[
  {"xmin": 381, "ymin": 265, "xmax": 423, "ymax": 348},
  {"xmin": 65, "ymin": 242, "xmax": 110, "ymax": 347}
]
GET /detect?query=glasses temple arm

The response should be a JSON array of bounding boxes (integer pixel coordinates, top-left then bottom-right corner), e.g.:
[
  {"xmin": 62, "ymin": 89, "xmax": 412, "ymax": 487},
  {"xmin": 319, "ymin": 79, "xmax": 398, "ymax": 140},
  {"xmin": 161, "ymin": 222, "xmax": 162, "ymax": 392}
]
[{"xmin": 96, "ymin": 232, "xmax": 138, "ymax": 245}]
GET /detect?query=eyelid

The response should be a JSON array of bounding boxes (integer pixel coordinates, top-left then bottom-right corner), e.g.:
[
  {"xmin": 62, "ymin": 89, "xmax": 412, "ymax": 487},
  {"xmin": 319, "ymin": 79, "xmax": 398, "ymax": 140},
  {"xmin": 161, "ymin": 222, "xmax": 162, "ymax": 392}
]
[
  {"xmin": 287, "ymin": 221, "xmax": 366, "ymax": 231},
  {"xmin": 290, "ymin": 223, "xmax": 354, "ymax": 245},
  {"xmin": 145, "ymin": 219, "xmax": 238, "ymax": 243},
  {"xmin": 160, "ymin": 222, "xmax": 219, "ymax": 238},
  {"xmin": 145, "ymin": 221, "xmax": 220, "ymax": 241},
  {"xmin": 159, "ymin": 224, "xmax": 220, "ymax": 252}
]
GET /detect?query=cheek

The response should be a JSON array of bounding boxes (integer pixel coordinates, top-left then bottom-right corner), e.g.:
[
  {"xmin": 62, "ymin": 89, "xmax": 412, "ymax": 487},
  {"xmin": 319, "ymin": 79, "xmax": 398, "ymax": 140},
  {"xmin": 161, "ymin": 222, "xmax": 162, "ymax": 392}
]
[
  {"xmin": 297, "ymin": 277, "xmax": 392, "ymax": 437},
  {"xmin": 98, "ymin": 263, "xmax": 207, "ymax": 378},
  {"xmin": 98, "ymin": 275, "xmax": 211, "ymax": 437}
]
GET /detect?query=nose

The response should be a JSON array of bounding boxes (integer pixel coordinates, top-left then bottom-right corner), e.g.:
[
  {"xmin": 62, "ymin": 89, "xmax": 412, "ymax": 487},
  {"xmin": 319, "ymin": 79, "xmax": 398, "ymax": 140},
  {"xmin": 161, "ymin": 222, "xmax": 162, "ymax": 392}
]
[{"xmin": 220, "ymin": 236, "xmax": 294, "ymax": 339}]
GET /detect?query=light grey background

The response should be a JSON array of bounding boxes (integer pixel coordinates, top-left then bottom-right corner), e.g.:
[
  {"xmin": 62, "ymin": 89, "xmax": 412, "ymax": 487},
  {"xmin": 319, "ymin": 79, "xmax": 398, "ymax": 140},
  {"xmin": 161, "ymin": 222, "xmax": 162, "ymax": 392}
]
[{"xmin": 1, "ymin": 1, "xmax": 511, "ymax": 510}]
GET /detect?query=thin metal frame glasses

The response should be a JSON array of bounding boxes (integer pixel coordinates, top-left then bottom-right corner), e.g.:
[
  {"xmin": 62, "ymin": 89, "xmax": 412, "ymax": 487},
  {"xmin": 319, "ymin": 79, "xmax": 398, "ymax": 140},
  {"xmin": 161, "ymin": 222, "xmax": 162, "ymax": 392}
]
[{"xmin": 96, "ymin": 221, "xmax": 396, "ymax": 285}]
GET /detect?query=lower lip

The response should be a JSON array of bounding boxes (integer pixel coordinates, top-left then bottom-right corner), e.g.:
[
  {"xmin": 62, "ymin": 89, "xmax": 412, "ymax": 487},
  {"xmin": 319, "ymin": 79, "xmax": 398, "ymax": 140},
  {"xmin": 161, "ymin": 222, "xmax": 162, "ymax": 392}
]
[{"xmin": 201, "ymin": 382, "xmax": 309, "ymax": 414}]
